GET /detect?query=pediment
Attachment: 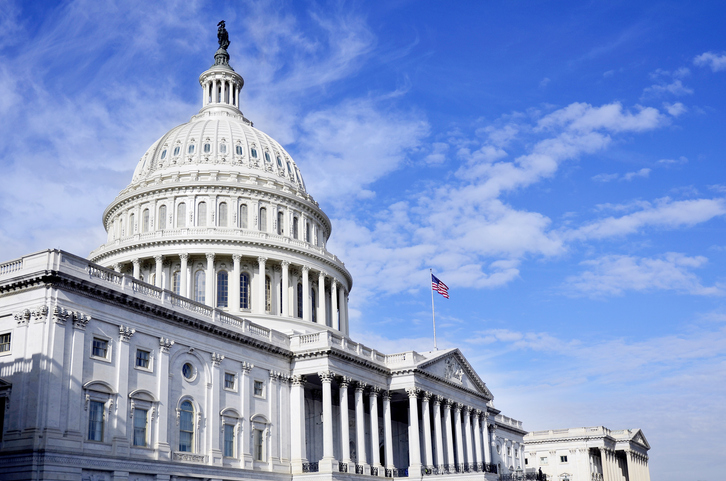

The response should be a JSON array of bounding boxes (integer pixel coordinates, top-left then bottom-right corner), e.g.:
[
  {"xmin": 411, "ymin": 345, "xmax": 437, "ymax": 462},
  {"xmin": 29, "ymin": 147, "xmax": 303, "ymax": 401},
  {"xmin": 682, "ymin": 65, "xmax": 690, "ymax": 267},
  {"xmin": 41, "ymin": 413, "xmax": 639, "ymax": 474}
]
[
  {"xmin": 417, "ymin": 349, "xmax": 492, "ymax": 399},
  {"xmin": 630, "ymin": 429, "xmax": 650, "ymax": 449}
]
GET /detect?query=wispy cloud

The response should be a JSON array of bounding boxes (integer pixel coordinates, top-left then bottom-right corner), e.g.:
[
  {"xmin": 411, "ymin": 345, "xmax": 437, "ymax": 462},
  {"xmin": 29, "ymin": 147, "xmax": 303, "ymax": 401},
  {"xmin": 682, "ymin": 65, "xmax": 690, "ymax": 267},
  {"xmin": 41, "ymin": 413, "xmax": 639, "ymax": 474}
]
[
  {"xmin": 694, "ymin": 51, "xmax": 726, "ymax": 72},
  {"xmin": 592, "ymin": 167, "xmax": 651, "ymax": 182}
]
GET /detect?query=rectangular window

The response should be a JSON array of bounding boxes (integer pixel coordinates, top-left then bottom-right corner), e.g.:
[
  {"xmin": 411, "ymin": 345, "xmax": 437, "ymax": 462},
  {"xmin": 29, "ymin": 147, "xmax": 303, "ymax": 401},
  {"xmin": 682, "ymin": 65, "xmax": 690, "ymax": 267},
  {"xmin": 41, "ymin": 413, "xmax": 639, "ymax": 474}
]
[
  {"xmin": 224, "ymin": 424, "xmax": 235, "ymax": 457},
  {"xmin": 133, "ymin": 408, "xmax": 148, "ymax": 446},
  {"xmin": 560, "ymin": 455, "xmax": 568, "ymax": 463},
  {"xmin": 540, "ymin": 457, "xmax": 548, "ymax": 465},
  {"xmin": 0, "ymin": 333, "xmax": 10, "ymax": 353},
  {"xmin": 253, "ymin": 428, "xmax": 264, "ymax": 461},
  {"xmin": 92, "ymin": 338, "xmax": 108, "ymax": 358},
  {"xmin": 88, "ymin": 400, "xmax": 105, "ymax": 442},
  {"xmin": 253, "ymin": 380, "xmax": 264, "ymax": 397},
  {"xmin": 224, "ymin": 373, "xmax": 235, "ymax": 390},
  {"xmin": 135, "ymin": 349, "xmax": 150, "ymax": 369},
  {"xmin": 525, "ymin": 458, "xmax": 529, "ymax": 465}
]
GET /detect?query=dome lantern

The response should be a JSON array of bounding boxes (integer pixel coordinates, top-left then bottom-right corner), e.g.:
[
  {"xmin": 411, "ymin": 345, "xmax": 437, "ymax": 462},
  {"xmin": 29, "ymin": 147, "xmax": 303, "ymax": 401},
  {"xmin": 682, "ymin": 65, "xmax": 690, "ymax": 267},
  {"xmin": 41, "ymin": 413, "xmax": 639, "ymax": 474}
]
[{"xmin": 198, "ymin": 20, "xmax": 245, "ymax": 115}]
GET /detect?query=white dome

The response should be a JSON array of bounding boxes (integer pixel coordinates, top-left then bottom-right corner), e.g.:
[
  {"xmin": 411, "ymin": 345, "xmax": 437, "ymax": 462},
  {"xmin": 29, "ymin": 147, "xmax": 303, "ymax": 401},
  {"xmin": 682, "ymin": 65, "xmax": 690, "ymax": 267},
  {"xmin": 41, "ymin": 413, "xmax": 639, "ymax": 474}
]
[{"xmin": 131, "ymin": 112, "xmax": 306, "ymax": 193}]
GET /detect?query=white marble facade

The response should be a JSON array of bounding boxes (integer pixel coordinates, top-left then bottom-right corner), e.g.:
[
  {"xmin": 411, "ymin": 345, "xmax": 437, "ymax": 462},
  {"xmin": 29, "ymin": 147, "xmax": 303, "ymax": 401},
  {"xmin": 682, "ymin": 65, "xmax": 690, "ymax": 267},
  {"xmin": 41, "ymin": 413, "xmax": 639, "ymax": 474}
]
[{"xmin": 0, "ymin": 36, "xmax": 526, "ymax": 481}]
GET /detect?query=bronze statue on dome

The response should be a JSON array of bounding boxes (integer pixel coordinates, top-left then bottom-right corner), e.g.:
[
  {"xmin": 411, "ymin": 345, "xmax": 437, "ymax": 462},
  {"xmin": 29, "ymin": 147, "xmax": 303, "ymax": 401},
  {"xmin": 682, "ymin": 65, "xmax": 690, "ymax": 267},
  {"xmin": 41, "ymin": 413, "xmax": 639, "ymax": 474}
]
[{"xmin": 217, "ymin": 20, "xmax": 230, "ymax": 50}]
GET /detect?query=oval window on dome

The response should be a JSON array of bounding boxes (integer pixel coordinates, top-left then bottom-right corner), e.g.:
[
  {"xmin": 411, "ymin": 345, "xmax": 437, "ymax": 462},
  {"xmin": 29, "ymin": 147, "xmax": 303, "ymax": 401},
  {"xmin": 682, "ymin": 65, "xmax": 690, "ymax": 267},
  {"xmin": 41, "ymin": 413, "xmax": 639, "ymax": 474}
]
[
  {"xmin": 276, "ymin": 156, "xmax": 282, "ymax": 167},
  {"xmin": 173, "ymin": 146, "xmax": 180, "ymax": 156},
  {"xmin": 204, "ymin": 143, "xmax": 211, "ymax": 153},
  {"xmin": 220, "ymin": 143, "xmax": 227, "ymax": 154},
  {"xmin": 251, "ymin": 148, "xmax": 257, "ymax": 158},
  {"xmin": 161, "ymin": 149, "xmax": 167, "ymax": 160},
  {"xmin": 236, "ymin": 145, "xmax": 243, "ymax": 155},
  {"xmin": 264, "ymin": 152, "xmax": 271, "ymax": 162},
  {"xmin": 188, "ymin": 144, "xmax": 195, "ymax": 154}
]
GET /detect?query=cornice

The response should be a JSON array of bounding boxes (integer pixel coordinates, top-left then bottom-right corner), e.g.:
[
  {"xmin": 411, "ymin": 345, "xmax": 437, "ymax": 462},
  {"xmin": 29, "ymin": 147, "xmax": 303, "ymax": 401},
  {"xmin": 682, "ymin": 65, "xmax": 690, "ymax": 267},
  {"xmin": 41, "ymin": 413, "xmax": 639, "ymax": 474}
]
[{"xmin": 390, "ymin": 366, "xmax": 493, "ymax": 402}]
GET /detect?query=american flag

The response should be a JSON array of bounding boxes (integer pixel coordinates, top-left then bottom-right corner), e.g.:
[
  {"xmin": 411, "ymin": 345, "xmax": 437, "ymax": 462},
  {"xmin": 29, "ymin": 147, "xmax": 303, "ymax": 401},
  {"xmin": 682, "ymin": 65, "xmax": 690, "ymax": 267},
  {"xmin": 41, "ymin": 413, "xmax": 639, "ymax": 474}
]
[{"xmin": 431, "ymin": 274, "xmax": 449, "ymax": 299}]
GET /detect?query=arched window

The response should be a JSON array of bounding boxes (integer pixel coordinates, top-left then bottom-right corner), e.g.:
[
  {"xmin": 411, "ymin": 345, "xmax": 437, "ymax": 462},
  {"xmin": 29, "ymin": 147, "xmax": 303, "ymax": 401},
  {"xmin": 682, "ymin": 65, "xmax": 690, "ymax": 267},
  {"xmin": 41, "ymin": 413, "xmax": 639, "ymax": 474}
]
[
  {"xmin": 158, "ymin": 205, "xmax": 167, "ymax": 230},
  {"xmin": 173, "ymin": 146, "xmax": 180, "ymax": 156},
  {"xmin": 188, "ymin": 144, "xmax": 195, "ymax": 154},
  {"xmin": 218, "ymin": 203, "xmax": 228, "ymax": 227},
  {"xmin": 177, "ymin": 203, "xmax": 186, "ymax": 228},
  {"xmin": 292, "ymin": 217, "xmax": 299, "ymax": 239},
  {"xmin": 277, "ymin": 211, "xmax": 284, "ymax": 235},
  {"xmin": 259, "ymin": 207, "xmax": 267, "ymax": 232},
  {"xmin": 236, "ymin": 145, "xmax": 243, "ymax": 155},
  {"xmin": 194, "ymin": 271, "xmax": 205, "ymax": 304},
  {"xmin": 179, "ymin": 400, "xmax": 194, "ymax": 452},
  {"xmin": 305, "ymin": 222, "xmax": 311, "ymax": 243},
  {"xmin": 129, "ymin": 213, "xmax": 135, "ymax": 234},
  {"xmin": 251, "ymin": 147, "xmax": 257, "ymax": 158},
  {"xmin": 240, "ymin": 273, "xmax": 250, "ymax": 310},
  {"xmin": 264, "ymin": 151, "xmax": 271, "ymax": 163},
  {"xmin": 265, "ymin": 276, "xmax": 272, "ymax": 313},
  {"xmin": 239, "ymin": 204, "xmax": 248, "ymax": 229},
  {"xmin": 119, "ymin": 218, "xmax": 124, "ymax": 237},
  {"xmin": 161, "ymin": 149, "xmax": 167, "ymax": 160},
  {"xmin": 142, "ymin": 209, "xmax": 150, "ymax": 233},
  {"xmin": 286, "ymin": 161, "xmax": 293, "ymax": 175},
  {"xmin": 297, "ymin": 283, "xmax": 303, "ymax": 318},
  {"xmin": 311, "ymin": 288, "xmax": 317, "ymax": 323},
  {"xmin": 276, "ymin": 156, "xmax": 282, "ymax": 168},
  {"xmin": 172, "ymin": 271, "xmax": 180, "ymax": 295},
  {"xmin": 203, "ymin": 143, "xmax": 211, "ymax": 153},
  {"xmin": 197, "ymin": 202, "xmax": 207, "ymax": 227},
  {"xmin": 217, "ymin": 271, "xmax": 228, "ymax": 308}
]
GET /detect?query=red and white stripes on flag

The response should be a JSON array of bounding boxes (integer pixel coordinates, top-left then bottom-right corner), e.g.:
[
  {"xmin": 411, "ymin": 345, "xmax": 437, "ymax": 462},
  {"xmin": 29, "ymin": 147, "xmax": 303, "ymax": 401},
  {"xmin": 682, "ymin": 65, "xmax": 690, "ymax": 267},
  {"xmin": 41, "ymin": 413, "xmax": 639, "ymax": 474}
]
[{"xmin": 431, "ymin": 274, "xmax": 449, "ymax": 299}]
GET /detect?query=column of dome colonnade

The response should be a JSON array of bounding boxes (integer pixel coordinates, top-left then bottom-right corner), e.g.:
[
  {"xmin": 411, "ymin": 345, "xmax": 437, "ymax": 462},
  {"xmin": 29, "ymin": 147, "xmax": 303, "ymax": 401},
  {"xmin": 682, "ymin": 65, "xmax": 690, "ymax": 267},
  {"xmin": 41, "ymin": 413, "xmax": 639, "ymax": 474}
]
[
  {"xmin": 105, "ymin": 253, "xmax": 350, "ymax": 333},
  {"xmin": 88, "ymin": 23, "xmax": 352, "ymax": 336},
  {"xmin": 294, "ymin": 375, "xmax": 496, "ymax": 476}
]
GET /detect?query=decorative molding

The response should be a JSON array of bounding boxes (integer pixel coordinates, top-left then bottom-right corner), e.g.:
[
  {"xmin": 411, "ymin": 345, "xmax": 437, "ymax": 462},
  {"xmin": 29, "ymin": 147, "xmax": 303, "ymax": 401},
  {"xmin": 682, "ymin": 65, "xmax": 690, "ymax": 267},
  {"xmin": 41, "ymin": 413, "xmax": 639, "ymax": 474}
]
[
  {"xmin": 13, "ymin": 309, "xmax": 30, "ymax": 326},
  {"xmin": 291, "ymin": 375, "xmax": 306, "ymax": 386},
  {"xmin": 338, "ymin": 375, "xmax": 353, "ymax": 388},
  {"xmin": 211, "ymin": 352, "xmax": 224, "ymax": 366},
  {"xmin": 72, "ymin": 311, "xmax": 92, "ymax": 330},
  {"xmin": 119, "ymin": 325, "xmax": 136, "ymax": 342},
  {"xmin": 318, "ymin": 371, "xmax": 335, "ymax": 383},
  {"xmin": 405, "ymin": 387, "xmax": 420, "ymax": 398},
  {"xmin": 241, "ymin": 361, "xmax": 254, "ymax": 373},
  {"xmin": 32, "ymin": 304, "xmax": 49, "ymax": 323},
  {"xmin": 159, "ymin": 337, "xmax": 175, "ymax": 352}
]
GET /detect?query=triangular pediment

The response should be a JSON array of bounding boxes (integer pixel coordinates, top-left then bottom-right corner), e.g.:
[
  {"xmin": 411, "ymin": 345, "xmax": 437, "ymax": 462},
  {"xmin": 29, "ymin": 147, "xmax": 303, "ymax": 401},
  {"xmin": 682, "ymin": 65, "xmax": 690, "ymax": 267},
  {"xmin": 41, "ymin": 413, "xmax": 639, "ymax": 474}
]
[
  {"xmin": 417, "ymin": 349, "xmax": 493, "ymax": 399},
  {"xmin": 630, "ymin": 429, "xmax": 650, "ymax": 449}
]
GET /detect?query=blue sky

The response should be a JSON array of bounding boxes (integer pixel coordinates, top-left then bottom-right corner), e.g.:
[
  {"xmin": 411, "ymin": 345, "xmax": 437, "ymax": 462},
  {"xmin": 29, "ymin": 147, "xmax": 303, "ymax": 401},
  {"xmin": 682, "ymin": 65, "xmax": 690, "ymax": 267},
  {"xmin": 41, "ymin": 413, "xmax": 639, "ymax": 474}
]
[{"xmin": 1, "ymin": 1, "xmax": 725, "ymax": 479}]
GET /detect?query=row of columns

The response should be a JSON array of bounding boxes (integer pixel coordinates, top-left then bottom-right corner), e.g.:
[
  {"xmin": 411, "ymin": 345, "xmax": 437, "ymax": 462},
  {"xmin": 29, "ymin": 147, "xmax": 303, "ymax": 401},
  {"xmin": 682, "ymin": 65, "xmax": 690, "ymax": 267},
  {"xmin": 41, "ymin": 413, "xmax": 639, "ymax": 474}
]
[
  {"xmin": 203, "ymin": 76, "xmax": 241, "ymax": 108},
  {"xmin": 117, "ymin": 254, "xmax": 349, "ymax": 332},
  {"xmin": 625, "ymin": 449, "xmax": 650, "ymax": 481},
  {"xmin": 300, "ymin": 374, "xmax": 493, "ymax": 475}
]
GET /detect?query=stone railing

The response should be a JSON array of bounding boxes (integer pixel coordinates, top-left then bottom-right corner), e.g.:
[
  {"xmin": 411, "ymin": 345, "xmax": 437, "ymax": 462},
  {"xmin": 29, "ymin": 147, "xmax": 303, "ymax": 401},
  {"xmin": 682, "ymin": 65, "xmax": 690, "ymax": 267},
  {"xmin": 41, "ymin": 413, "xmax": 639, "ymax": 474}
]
[
  {"xmin": 0, "ymin": 250, "xmax": 290, "ymax": 350},
  {"xmin": 495, "ymin": 414, "xmax": 524, "ymax": 429},
  {"xmin": 290, "ymin": 330, "xmax": 394, "ymax": 367}
]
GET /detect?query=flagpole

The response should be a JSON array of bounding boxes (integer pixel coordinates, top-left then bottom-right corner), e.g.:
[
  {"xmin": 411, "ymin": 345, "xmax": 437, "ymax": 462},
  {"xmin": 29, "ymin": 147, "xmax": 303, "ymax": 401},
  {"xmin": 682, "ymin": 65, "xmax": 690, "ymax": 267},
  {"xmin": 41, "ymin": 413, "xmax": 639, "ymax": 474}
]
[{"xmin": 430, "ymin": 268, "xmax": 438, "ymax": 351}]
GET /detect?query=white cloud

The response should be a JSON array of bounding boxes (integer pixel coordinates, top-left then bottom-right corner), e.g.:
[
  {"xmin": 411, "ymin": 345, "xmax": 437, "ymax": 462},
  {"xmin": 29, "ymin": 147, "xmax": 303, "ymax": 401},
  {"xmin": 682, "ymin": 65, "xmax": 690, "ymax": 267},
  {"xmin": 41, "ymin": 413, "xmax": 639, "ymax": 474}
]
[
  {"xmin": 423, "ymin": 142, "xmax": 450, "ymax": 165},
  {"xmin": 539, "ymin": 77, "xmax": 551, "ymax": 88},
  {"xmin": 658, "ymin": 156, "xmax": 688, "ymax": 165},
  {"xmin": 564, "ymin": 253, "xmax": 723, "ymax": 296},
  {"xmin": 642, "ymin": 79, "xmax": 693, "ymax": 97},
  {"xmin": 567, "ymin": 197, "xmax": 726, "ymax": 240},
  {"xmin": 694, "ymin": 51, "xmax": 726, "ymax": 72},
  {"xmin": 663, "ymin": 101, "xmax": 687, "ymax": 117},
  {"xmin": 592, "ymin": 168, "xmax": 651, "ymax": 182}
]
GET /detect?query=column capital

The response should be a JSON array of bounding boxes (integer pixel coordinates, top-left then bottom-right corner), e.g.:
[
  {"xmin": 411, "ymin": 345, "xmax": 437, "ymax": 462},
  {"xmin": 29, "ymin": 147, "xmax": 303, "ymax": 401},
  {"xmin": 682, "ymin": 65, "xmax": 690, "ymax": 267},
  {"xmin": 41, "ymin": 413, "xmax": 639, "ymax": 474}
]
[
  {"xmin": 179, "ymin": 253, "xmax": 189, "ymax": 261},
  {"xmin": 318, "ymin": 371, "xmax": 335, "ymax": 383},
  {"xmin": 291, "ymin": 374, "xmax": 307, "ymax": 386},
  {"xmin": 462, "ymin": 405, "xmax": 472, "ymax": 415},
  {"xmin": 338, "ymin": 375, "xmax": 353, "ymax": 387},
  {"xmin": 257, "ymin": 256, "xmax": 267, "ymax": 264},
  {"xmin": 232, "ymin": 254, "xmax": 242, "ymax": 262},
  {"xmin": 211, "ymin": 352, "xmax": 225, "ymax": 366},
  {"xmin": 355, "ymin": 381, "xmax": 368, "ymax": 392},
  {"xmin": 319, "ymin": 270, "xmax": 328, "ymax": 278},
  {"xmin": 154, "ymin": 255, "xmax": 163, "ymax": 263},
  {"xmin": 382, "ymin": 390, "xmax": 391, "ymax": 400},
  {"xmin": 331, "ymin": 278, "xmax": 338, "ymax": 287},
  {"xmin": 421, "ymin": 391, "xmax": 432, "ymax": 402},
  {"xmin": 443, "ymin": 398, "xmax": 454, "ymax": 408},
  {"xmin": 405, "ymin": 387, "xmax": 420, "ymax": 398},
  {"xmin": 113, "ymin": 263, "xmax": 121, "ymax": 272},
  {"xmin": 432, "ymin": 394, "xmax": 443, "ymax": 406},
  {"xmin": 132, "ymin": 258, "xmax": 140, "ymax": 266},
  {"xmin": 159, "ymin": 337, "xmax": 175, "ymax": 352},
  {"xmin": 281, "ymin": 260, "xmax": 290, "ymax": 267},
  {"xmin": 206, "ymin": 252, "xmax": 215, "ymax": 261},
  {"xmin": 119, "ymin": 326, "xmax": 135, "ymax": 342},
  {"xmin": 302, "ymin": 265, "xmax": 310, "ymax": 273},
  {"xmin": 453, "ymin": 402, "xmax": 463, "ymax": 413},
  {"xmin": 241, "ymin": 361, "xmax": 254, "ymax": 373},
  {"xmin": 369, "ymin": 386, "xmax": 381, "ymax": 397}
]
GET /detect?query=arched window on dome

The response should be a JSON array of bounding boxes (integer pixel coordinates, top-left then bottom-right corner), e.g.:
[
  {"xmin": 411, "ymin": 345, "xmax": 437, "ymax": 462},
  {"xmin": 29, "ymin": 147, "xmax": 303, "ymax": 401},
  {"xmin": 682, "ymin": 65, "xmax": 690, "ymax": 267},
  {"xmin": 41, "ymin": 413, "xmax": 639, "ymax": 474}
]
[
  {"xmin": 179, "ymin": 400, "xmax": 194, "ymax": 452},
  {"xmin": 259, "ymin": 207, "xmax": 267, "ymax": 232},
  {"xmin": 197, "ymin": 202, "xmax": 207, "ymax": 227},
  {"xmin": 161, "ymin": 149, "xmax": 167, "ymax": 160},
  {"xmin": 194, "ymin": 271, "xmax": 205, "ymax": 304},
  {"xmin": 305, "ymin": 222, "xmax": 311, "ymax": 243},
  {"xmin": 297, "ymin": 283, "xmax": 303, "ymax": 319},
  {"xmin": 276, "ymin": 156, "xmax": 282, "ymax": 168},
  {"xmin": 251, "ymin": 147, "xmax": 258, "ymax": 158},
  {"xmin": 188, "ymin": 144, "xmax": 195, "ymax": 154},
  {"xmin": 286, "ymin": 161, "xmax": 293, "ymax": 176},
  {"xmin": 292, "ymin": 217, "xmax": 299, "ymax": 239},
  {"xmin": 236, "ymin": 145, "xmax": 243, "ymax": 156},
  {"xmin": 177, "ymin": 203, "xmax": 186, "ymax": 228},
  {"xmin": 173, "ymin": 146, "xmax": 180, "ymax": 156},
  {"xmin": 158, "ymin": 205, "xmax": 167, "ymax": 230},
  {"xmin": 142, "ymin": 209, "xmax": 150, "ymax": 233},
  {"xmin": 240, "ymin": 273, "xmax": 250, "ymax": 310},
  {"xmin": 204, "ymin": 143, "xmax": 211, "ymax": 154},
  {"xmin": 277, "ymin": 211, "xmax": 284, "ymax": 235},
  {"xmin": 265, "ymin": 276, "xmax": 272, "ymax": 313},
  {"xmin": 129, "ymin": 213, "xmax": 135, "ymax": 234},
  {"xmin": 311, "ymin": 288, "xmax": 317, "ymax": 323},
  {"xmin": 220, "ymin": 143, "xmax": 227, "ymax": 154},
  {"xmin": 217, "ymin": 271, "xmax": 228, "ymax": 308},
  {"xmin": 172, "ymin": 271, "xmax": 180, "ymax": 295},
  {"xmin": 218, "ymin": 203, "xmax": 228, "ymax": 227},
  {"xmin": 239, "ymin": 204, "xmax": 248, "ymax": 229},
  {"xmin": 264, "ymin": 151, "xmax": 271, "ymax": 163}
]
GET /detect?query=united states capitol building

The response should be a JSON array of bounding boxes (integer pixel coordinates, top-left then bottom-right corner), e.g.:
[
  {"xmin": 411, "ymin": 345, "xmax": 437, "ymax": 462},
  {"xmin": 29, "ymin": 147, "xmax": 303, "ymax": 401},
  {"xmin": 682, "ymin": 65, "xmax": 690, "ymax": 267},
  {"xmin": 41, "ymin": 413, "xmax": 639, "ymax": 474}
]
[{"xmin": 0, "ymin": 25, "xmax": 650, "ymax": 481}]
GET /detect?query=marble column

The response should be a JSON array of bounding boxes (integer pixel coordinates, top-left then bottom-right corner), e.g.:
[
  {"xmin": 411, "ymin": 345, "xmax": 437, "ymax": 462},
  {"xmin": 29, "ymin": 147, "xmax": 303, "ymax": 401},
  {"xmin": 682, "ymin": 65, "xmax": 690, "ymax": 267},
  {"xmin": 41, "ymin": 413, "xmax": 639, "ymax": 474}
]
[
  {"xmin": 317, "ymin": 272, "xmax": 326, "ymax": 324},
  {"xmin": 281, "ymin": 261, "xmax": 290, "ymax": 317},
  {"xmin": 341, "ymin": 289, "xmax": 348, "ymax": 335},
  {"xmin": 302, "ymin": 266, "xmax": 310, "ymax": 321},
  {"xmin": 331, "ymin": 279, "xmax": 338, "ymax": 329},
  {"xmin": 257, "ymin": 257, "xmax": 267, "ymax": 314},
  {"xmin": 290, "ymin": 375, "xmax": 307, "ymax": 473},
  {"xmin": 210, "ymin": 353, "xmax": 224, "ymax": 465},
  {"xmin": 454, "ymin": 404, "xmax": 464, "ymax": 468},
  {"xmin": 355, "ymin": 382, "xmax": 368, "ymax": 468},
  {"xmin": 473, "ymin": 410, "xmax": 483, "ymax": 466},
  {"xmin": 421, "ymin": 392, "xmax": 433, "ymax": 467},
  {"xmin": 464, "ymin": 407, "xmax": 473, "ymax": 467},
  {"xmin": 205, "ymin": 253, "xmax": 215, "ymax": 307},
  {"xmin": 483, "ymin": 413, "xmax": 492, "ymax": 464},
  {"xmin": 340, "ymin": 377, "xmax": 352, "ymax": 471},
  {"xmin": 444, "ymin": 400, "xmax": 455, "ymax": 468},
  {"xmin": 154, "ymin": 255, "xmax": 163, "ymax": 288},
  {"xmin": 338, "ymin": 283, "xmax": 345, "ymax": 331},
  {"xmin": 179, "ymin": 253, "xmax": 188, "ymax": 297},
  {"xmin": 231, "ymin": 254, "xmax": 241, "ymax": 313},
  {"xmin": 433, "ymin": 396, "xmax": 445, "ymax": 468},
  {"xmin": 406, "ymin": 388, "xmax": 422, "ymax": 473},
  {"xmin": 319, "ymin": 371, "xmax": 335, "ymax": 472},
  {"xmin": 156, "ymin": 338, "xmax": 174, "ymax": 459},
  {"xmin": 600, "ymin": 448, "xmax": 611, "ymax": 481},
  {"xmin": 132, "ymin": 258, "xmax": 140, "ymax": 279},
  {"xmin": 112, "ymin": 326, "xmax": 134, "ymax": 456},
  {"xmin": 383, "ymin": 391, "xmax": 394, "ymax": 470},
  {"xmin": 241, "ymin": 362, "xmax": 253, "ymax": 467},
  {"xmin": 369, "ymin": 387, "xmax": 382, "ymax": 471}
]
